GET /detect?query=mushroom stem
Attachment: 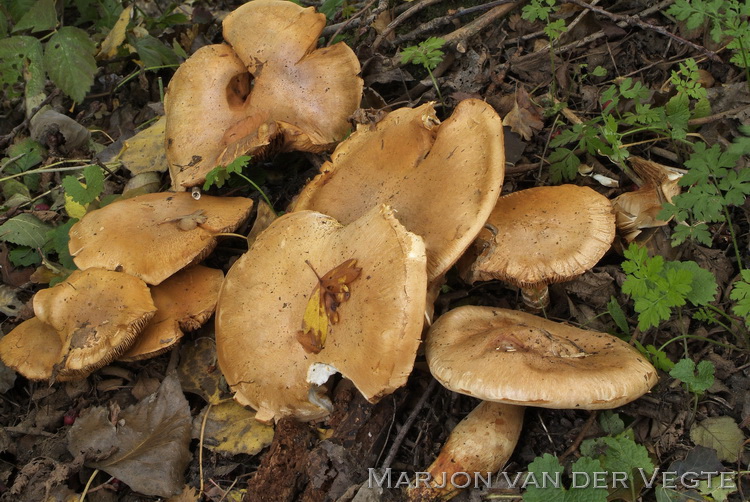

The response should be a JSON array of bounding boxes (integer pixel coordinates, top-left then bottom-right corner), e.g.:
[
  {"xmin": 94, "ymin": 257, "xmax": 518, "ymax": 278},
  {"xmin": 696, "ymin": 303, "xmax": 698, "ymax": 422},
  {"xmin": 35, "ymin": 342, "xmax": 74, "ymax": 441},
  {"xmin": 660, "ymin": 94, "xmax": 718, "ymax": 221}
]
[
  {"xmin": 520, "ymin": 284, "xmax": 549, "ymax": 312},
  {"xmin": 406, "ymin": 401, "xmax": 524, "ymax": 501}
]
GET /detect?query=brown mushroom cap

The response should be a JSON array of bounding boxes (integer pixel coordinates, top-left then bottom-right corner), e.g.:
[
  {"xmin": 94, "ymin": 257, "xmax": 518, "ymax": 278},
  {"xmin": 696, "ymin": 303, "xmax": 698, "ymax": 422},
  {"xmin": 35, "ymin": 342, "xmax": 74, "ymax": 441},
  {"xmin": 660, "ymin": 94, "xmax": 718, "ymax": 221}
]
[
  {"xmin": 165, "ymin": 0, "xmax": 362, "ymax": 189},
  {"xmin": 33, "ymin": 269, "xmax": 156, "ymax": 379},
  {"xmin": 0, "ymin": 317, "xmax": 63, "ymax": 381},
  {"xmin": 120, "ymin": 266, "xmax": 224, "ymax": 361},
  {"xmin": 470, "ymin": 184, "xmax": 616, "ymax": 287},
  {"xmin": 407, "ymin": 401, "xmax": 525, "ymax": 501},
  {"xmin": 292, "ymin": 99, "xmax": 505, "ymax": 283},
  {"xmin": 426, "ymin": 306, "xmax": 658, "ymax": 409},
  {"xmin": 68, "ymin": 192, "xmax": 253, "ymax": 285},
  {"xmin": 216, "ymin": 204, "xmax": 427, "ymax": 423}
]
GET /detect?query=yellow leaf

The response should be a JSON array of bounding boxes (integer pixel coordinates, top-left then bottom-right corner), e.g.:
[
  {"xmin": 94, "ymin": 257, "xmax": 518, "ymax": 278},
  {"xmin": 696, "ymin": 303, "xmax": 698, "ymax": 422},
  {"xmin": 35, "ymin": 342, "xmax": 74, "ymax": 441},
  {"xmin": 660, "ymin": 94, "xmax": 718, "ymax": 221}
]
[
  {"xmin": 297, "ymin": 283, "xmax": 328, "ymax": 354},
  {"xmin": 193, "ymin": 401, "xmax": 274, "ymax": 456},
  {"xmin": 64, "ymin": 192, "xmax": 88, "ymax": 219},
  {"xmin": 97, "ymin": 5, "xmax": 133, "ymax": 60},
  {"xmin": 119, "ymin": 116, "xmax": 168, "ymax": 175}
]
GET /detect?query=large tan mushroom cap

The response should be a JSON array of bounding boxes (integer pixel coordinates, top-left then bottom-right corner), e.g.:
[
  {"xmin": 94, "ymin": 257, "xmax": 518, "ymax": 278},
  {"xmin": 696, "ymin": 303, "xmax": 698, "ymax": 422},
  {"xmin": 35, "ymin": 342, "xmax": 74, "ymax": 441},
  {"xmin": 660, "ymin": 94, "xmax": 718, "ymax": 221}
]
[
  {"xmin": 68, "ymin": 192, "xmax": 253, "ymax": 285},
  {"xmin": 0, "ymin": 317, "xmax": 62, "ymax": 381},
  {"xmin": 165, "ymin": 0, "xmax": 362, "ymax": 189},
  {"xmin": 426, "ymin": 306, "xmax": 658, "ymax": 409},
  {"xmin": 470, "ymin": 185, "xmax": 616, "ymax": 287},
  {"xmin": 120, "ymin": 266, "xmax": 224, "ymax": 361},
  {"xmin": 216, "ymin": 205, "xmax": 427, "ymax": 423},
  {"xmin": 292, "ymin": 99, "xmax": 505, "ymax": 283},
  {"xmin": 33, "ymin": 269, "xmax": 156, "ymax": 379},
  {"xmin": 407, "ymin": 402, "xmax": 525, "ymax": 501}
]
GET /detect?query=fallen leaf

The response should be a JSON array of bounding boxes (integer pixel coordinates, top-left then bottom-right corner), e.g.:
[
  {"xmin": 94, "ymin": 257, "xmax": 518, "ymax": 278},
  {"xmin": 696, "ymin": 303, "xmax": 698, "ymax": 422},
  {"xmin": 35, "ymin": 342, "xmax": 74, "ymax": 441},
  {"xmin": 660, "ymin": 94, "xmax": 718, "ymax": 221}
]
[
  {"xmin": 502, "ymin": 87, "xmax": 544, "ymax": 141},
  {"xmin": 177, "ymin": 337, "xmax": 223, "ymax": 405},
  {"xmin": 246, "ymin": 199, "xmax": 277, "ymax": 248},
  {"xmin": 119, "ymin": 116, "xmax": 168, "ymax": 175},
  {"xmin": 690, "ymin": 416, "xmax": 746, "ymax": 463},
  {"xmin": 297, "ymin": 259, "xmax": 362, "ymax": 354},
  {"xmin": 166, "ymin": 485, "xmax": 200, "ymax": 502},
  {"xmin": 192, "ymin": 400, "xmax": 274, "ymax": 456},
  {"xmin": 97, "ymin": 5, "xmax": 133, "ymax": 59},
  {"xmin": 67, "ymin": 373, "xmax": 192, "ymax": 497}
]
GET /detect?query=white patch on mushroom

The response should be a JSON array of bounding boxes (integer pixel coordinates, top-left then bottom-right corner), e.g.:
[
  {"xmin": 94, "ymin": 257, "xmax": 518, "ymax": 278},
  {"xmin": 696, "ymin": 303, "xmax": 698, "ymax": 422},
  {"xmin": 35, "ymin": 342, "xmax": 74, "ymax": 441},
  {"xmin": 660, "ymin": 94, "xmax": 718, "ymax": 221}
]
[{"xmin": 306, "ymin": 362, "xmax": 339, "ymax": 386}]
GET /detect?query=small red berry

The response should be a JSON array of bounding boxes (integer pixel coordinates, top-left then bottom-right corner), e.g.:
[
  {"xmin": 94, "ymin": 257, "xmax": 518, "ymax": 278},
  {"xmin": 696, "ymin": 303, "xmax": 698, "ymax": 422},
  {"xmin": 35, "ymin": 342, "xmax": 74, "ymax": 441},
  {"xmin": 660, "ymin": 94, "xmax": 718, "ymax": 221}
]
[{"xmin": 63, "ymin": 409, "xmax": 78, "ymax": 426}]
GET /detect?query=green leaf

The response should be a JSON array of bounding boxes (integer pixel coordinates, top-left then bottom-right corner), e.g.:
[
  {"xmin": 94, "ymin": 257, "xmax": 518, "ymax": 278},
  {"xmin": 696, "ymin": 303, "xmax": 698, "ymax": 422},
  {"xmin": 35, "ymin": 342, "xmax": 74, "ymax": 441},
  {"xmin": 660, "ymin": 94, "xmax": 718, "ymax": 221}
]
[
  {"xmin": 46, "ymin": 219, "xmax": 77, "ymax": 270},
  {"xmin": 61, "ymin": 165, "xmax": 105, "ymax": 205},
  {"xmin": 0, "ymin": 10, "xmax": 9, "ymax": 37},
  {"xmin": 663, "ymin": 261, "xmax": 717, "ymax": 306},
  {"xmin": 580, "ymin": 431, "xmax": 654, "ymax": 484},
  {"xmin": 0, "ymin": 35, "xmax": 44, "ymax": 99},
  {"xmin": 130, "ymin": 34, "xmax": 179, "ymax": 68},
  {"xmin": 599, "ymin": 411, "xmax": 625, "ymax": 436},
  {"xmin": 400, "ymin": 37, "xmax": 446, "ymax": 71},
  {"xmin": 12, "ymin": 0, "xmax": 56, "ymax": 33},
  {"xmin": 607, "ymin": 296, "xmax": 629, "ymax": 334},
  {"xmin": 523, "ymin": 454, "xmax": 564, "ymax": 502},
  {"xmin": 43, "ymin": 26, "xmax": 97, "ymax": 103},
  {"xmin": 9, "ymin": 246, "xmax": 40, "ymax": 266},
  {"xmin": 666, "ymin": 92, "xmax": 690, "ymax": 140},
  {"xmin": 320, "ymin": 0, "xmax": 344, "ymax": 19},
  {"xmin": 591, "ymin": 65, "xmax": 607, "ymax": 77},
  {"xmin": 202, "ymin": 155, "xmax": 252, "ymax": 190},
  {"xmin": 730, "ymin": 269, "xmax": 750, "ymax": 326},
  {"xmin": 547, "ymin": 147, "xmax": 580, "ymax": 183},
  {"xmin": 637, "ymin": 343, "xmax": 675, "ymax": 372},
  {"xmin": 2, "ymin": 179, "xmax": 31, "ymax": 207},
  {"xmin": 669, "ymin": 358, "xmax": 714, "ymax": 395},
  {"xmin": 0, "ymin": 213, "xmax": 53, "ymax": 248}
]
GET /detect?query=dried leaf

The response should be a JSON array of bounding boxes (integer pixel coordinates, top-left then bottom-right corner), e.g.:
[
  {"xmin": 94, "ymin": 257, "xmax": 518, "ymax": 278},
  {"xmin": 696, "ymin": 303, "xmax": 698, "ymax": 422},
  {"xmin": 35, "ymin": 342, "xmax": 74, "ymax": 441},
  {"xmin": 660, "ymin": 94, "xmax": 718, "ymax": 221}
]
[
  {"xmin": 690, "ymin": 416, "xmax": 746, "ymax": 463},
  {"xmin": 297, "ymin": 259, "xmax": 362, "ymax": 354},
  {"xmin": 166, "ymin": 485, "xmax": 200, "ymax": 502},
  {"xmin": 502, "ymin": 87, "xmax": 543, "ymax": 141},
  {"xmin": 97, "ymin": 5, "xmax": 133, "ymax": 59},
  {"xmin": 177, "ymin": 337, "xmax": 223, "ymax": 405},
  {"xmin": 119, "ymin": 116, "xmax": 169, "ymax": 175},
  {"xmin": 67, "ymin": 373, "xmax": 192, "ymax": 497},
  {"xmin": 192, "ymin": 400, "xmax": 274, "ymax": 456}
]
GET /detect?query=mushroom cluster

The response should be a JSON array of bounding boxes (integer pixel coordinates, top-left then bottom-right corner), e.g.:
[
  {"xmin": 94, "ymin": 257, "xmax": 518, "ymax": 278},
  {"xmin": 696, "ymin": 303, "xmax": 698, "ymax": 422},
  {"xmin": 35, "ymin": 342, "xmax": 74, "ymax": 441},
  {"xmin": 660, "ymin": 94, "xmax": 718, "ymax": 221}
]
[
  {"xmin": 0, "ymin": 192, "xmax": 252, "ymax": 380},
  {"xmin": 165, "ymin": 0, "xmax": 363, "ymax": 190}
]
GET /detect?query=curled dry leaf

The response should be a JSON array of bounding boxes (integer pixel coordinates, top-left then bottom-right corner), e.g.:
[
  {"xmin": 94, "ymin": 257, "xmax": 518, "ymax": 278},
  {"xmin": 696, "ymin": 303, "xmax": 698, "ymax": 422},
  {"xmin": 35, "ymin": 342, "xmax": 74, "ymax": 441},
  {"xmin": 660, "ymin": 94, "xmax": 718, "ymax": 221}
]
[
  {"xmin": 67, "ymin": 373, "xmax": 192, "ymax": 497},
  {"xmin": 192, "ymin": 400, "xmax": 274, "ymax": 456},
  {"xmin": 502, "ymin": 87, "xmax": 544, "ymax": 141}
]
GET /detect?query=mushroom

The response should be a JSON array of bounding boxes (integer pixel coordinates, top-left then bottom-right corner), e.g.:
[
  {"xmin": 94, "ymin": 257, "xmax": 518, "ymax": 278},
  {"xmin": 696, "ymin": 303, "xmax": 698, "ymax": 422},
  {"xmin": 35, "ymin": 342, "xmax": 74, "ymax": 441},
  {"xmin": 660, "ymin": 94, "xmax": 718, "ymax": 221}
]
[
  {"xmin": 215, "ymin": 204, "xmax": 427, "ymax": 423},
  {"xmin": 612, "ymin": 156, "xmax": 682, "ymax": 242},
  {"xmin": 292, "ymin": 99, "xmax": 505, "ymax": 286},
  {"xmin": 468, "ymin": 184, "xmax": 615, "ymax": 310},
  {"xmin": 407, "ymin": 401, "xmax": 525, "ymax": 501},
  {"xmin": 0, "ymin": 317, "xmax": 63, "ymax": 381},
  {"xmin": 425, "ymin": 306, "xmax": 658, "ymax": 409},
  {"xmin": 165, "ymin": 0, "xmax": 362, "ymax": 189},
  {"xmin": 120, "ymin": 266, "xmax": 224, "ymax": 361},
  {"xmin": 68, "ymin": 192, "xmax": 253, "ymax": 285},
  {"xmin": 33, "ymin": 268, "xmax": 156, "ymax": 379}
]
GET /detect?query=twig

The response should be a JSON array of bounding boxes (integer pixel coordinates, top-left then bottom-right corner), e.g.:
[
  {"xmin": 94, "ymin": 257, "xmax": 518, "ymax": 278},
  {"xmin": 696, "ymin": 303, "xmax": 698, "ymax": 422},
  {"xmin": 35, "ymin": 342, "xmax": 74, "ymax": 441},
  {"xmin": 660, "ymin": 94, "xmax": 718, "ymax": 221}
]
[
  {"xmin": 0, "ymin": 90, "xmax": 60, "ymax": 150},
  {"xmin": 381, "ymin": 378, "xmax": 438, "ymax": 469},
  {"xmin": 321, "ymin": 0, "xmax": 389, "ymax": 40},
  {"xmin": 372, "ymin": 0, "xmax": 446, "ymax": 52},
  {"xmin": 687, "ymin": 104, "xmax": 750, "ymax": 126},
  {"xmin": 559, "ymin": 411, "xmax": 598, "ymax": 461},
  {"xmin": 325, "ymin": 0, "xmax": 378, "ymax": 46},
  {"xmin": 562, "ymin": 0, "xmax": 721, "ymax": 62}
]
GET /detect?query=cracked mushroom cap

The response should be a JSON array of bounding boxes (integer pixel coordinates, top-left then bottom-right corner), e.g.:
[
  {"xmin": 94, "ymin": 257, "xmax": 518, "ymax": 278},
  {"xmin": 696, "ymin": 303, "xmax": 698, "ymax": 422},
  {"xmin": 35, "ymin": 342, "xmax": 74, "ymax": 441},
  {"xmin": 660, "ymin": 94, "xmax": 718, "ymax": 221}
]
[
  {"xmin": 216, "ymin": 204, "xmax": 427, "ymax": 423},
  {"xmin": 165, "ymin": 0, "xmax": 362, "ymax": 189},
  {"xmin": 0, "ymin": 317, "xmax": 63, "ymax": 381},
  {"xmin": 120, "ymin": 266, "xmax": 224, "ymax": 361},
  {"xmin": 33, "ymin": 269, "xmax": 156, "ymax": 379},
  {"xmin": 68, "ymin": 192, "xmax": 253, "ymax": 285},
  {"xmin": 426, "ymin": 307, "xmax": 658, "ymax": 409},
  {"xmin": 407, "ymin": 401, "xmax": 525, "ymax": 501},
  {"xmin": 292, "ymin": 99, "xmax": 505, "ymax": 284},
  {"xmin": 469, "ymin": 185, "xmax": 616, "ymax": 286}
]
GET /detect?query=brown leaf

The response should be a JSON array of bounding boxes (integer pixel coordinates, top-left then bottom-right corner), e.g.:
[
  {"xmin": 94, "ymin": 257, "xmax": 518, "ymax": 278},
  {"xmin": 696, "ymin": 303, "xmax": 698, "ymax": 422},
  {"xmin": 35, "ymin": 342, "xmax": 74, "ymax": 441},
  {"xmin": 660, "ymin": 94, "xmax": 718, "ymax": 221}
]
[
  {"xmin": 502, "ymin": 87, "xmax": 544, "ymax": 140},
  {"xmin": 67, "ymin": 373, "xmax": 192, "ymax": 497}
]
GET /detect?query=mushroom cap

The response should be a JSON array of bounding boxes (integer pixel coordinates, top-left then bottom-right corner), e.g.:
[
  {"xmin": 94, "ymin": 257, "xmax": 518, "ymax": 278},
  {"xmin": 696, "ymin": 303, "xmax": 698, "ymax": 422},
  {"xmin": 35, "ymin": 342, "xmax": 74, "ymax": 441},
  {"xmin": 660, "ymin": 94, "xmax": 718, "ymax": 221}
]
[
  {"xmin": 292, "ymin": 99, "xmax": 505, "ymax": 283},
  {"xmin": 68, "ymin": 192, "xmax": 253, "ymax": 285},
  {"xmin": 470, "ymin": 185, "xmax": 616, "ymax": 287},
  {"xmin": 426, "ymin": 306, "xmax": 658, "ymax": 409},
  {"xmin": 0, "ymin": 317, "xmax": 62, "ymax": 381},
  {"xmin": 216, "ymin": 204, "xmax": 427, "ymax": 423},
  {"xmin": 165, "ymin": 0, "xmax": 362, "ymax": 189},
  {"xmin": 120, "ymin": 266, "xmax": 224, "ymax": 361},
  {"xmin": 33, "ymin": 269, "xmax": 156, "ymax": 379},
  {"xmin": 408, "ymin": 401, "xmax": 524, "ymax": 501}
]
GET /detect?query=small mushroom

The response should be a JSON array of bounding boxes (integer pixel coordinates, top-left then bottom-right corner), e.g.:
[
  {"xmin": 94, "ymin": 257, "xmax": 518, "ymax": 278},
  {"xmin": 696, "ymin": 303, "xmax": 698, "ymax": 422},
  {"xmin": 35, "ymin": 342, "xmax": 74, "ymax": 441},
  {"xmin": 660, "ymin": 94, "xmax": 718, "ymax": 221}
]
[
  {"xmin": 407, "ymin": 401, "xmax": 525, "ymax": 501},
  {"xmin": 293, "ymin": 99, "xmax": 505, "ymax": 285},
  {"xmin": 216, "ymin": 204, "xmax": 426, "ymax": 423},
  {"xmin": 120, "ymin": 266, "xmax": 224, "ymax": 361},
  {"xmin": 165, "ymin": 0, "xmax": 362, "ymax": 189},
  {"xmin": 68, "ymin": 192, "xmax": 253, "ymax": 285},
  {"xmin": 425, "ymin": 306, "xmax": 658, "ymax": 409},
  {"xmin": 469, "ymin": 184, "xmax": 615, "ymax": 310},
  {"xmin": 33, "ymin": 268, "xmax": 156, "ymax": 379},
  {"xmin": 0, "ymin": 317, "xmax": 63, "ymax": 381}
]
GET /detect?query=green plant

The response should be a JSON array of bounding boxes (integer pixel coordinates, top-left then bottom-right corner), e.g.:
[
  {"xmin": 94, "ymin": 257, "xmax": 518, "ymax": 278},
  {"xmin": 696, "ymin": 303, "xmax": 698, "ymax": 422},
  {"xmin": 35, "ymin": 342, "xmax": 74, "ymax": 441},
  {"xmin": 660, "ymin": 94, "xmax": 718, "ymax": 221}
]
[
  {"xmin": 669, "ymin": 357, "xmax": 715, "ymax": 395},
  {"xmin": 400, "ymin": 37, "xmax": 446, "ymax": 102},
  {"xmin": 203, "ymin": 156, "xmax": 275, "ymax": 213},
  {"xmin": 620, "ymin": 243, "xmax": 718, "ymax": 331},
  {"xmin": 521, "ymin": 0, "xmax": 566, "ymax": 99},
  {"xmin": 667, "ymin": 0, "xmax": 750, "ymax": 89}
]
